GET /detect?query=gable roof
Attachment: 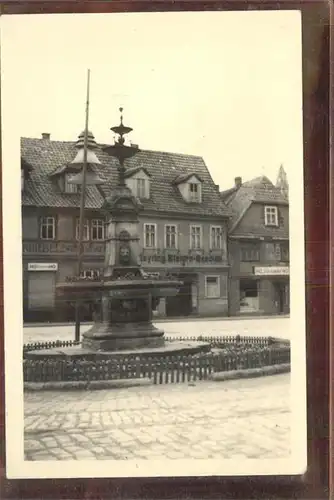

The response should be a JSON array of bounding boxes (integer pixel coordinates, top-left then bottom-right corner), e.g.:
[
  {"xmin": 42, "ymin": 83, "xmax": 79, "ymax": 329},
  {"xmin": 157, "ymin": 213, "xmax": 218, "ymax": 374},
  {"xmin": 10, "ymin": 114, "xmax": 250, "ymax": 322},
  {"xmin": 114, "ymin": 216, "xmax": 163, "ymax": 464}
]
[
  {"xmin": 124, "ymin": 165, "xmax": 151, "ymax": 179},
  {"xmin": 220, "ymin": 186, "xmax": 239, "ymax": 204},
  {"xmin": 21, "ymin": 137, "xmax": 231, "ymax": 218},
  {"xmin": 173, "ymin": 172, "xmax": 204, "ymax": 185},
  {"xmin": 222, "ymin": 175, "xmax": 289, "ymax": 233}
]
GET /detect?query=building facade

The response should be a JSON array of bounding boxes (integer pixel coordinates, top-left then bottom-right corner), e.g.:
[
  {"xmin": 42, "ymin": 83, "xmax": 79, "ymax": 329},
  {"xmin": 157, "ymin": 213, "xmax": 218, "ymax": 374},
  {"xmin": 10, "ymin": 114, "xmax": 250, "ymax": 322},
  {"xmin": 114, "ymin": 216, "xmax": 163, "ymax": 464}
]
[
  {"xmin": 221, "ymin": 175, "xmax": 290, "ymax": 316},
  {"xmin": 21, "ymin": 132, "xmax": 231, "ymax": 322}
]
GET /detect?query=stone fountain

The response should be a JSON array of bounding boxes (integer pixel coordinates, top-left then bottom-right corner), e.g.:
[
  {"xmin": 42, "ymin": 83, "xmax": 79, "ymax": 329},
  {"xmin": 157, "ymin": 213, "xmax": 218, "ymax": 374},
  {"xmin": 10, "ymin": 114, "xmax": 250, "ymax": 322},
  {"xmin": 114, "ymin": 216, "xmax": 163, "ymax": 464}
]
[{"xmin": 27, "ymin": 110, "xmax": 210, "ymax": 361}]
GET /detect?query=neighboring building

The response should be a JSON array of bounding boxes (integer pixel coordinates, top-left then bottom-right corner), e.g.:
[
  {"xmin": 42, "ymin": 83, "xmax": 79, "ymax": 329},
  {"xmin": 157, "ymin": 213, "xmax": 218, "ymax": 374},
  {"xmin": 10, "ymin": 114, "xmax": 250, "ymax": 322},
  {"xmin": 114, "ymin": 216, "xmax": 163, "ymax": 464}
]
[
  {"xmin": 21, "ymin": 131, "xmax": 231, "ymax": 322},
  {"xmin": 221, "ymin": 175, "xmax": 290, "ymax": 316}
]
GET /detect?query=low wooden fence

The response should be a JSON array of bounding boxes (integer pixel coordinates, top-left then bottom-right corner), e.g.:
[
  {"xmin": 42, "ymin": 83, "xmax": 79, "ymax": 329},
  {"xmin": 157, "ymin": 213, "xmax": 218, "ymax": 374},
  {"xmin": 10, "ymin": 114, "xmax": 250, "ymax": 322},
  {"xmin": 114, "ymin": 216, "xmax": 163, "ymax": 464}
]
[
  {"xmin": 23, "ymin": 340, "xmax": 81, "ymax": 353},
  {"xmin": 23, "ymin": 335, "xmax": 285, "ymax": 355},
  {"xmin": 23, "ymin": 346, "xmax": 290, "ymax": 384}
]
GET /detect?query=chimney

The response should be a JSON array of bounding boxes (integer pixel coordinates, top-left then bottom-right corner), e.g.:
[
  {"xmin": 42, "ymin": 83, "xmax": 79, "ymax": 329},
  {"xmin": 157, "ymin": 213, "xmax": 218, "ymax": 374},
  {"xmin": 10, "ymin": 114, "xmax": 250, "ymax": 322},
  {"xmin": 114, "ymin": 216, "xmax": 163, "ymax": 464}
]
[
  {"xmin": 235, "ymin": 176, "xmax": 242, "ymax": 188},
  {"xmin": 215, "ymin": 184, "xmax": 220, "ymax": 192},
  {"xmin": 42, "ymin": 133, "xmax": 50, "ymax": 140}
]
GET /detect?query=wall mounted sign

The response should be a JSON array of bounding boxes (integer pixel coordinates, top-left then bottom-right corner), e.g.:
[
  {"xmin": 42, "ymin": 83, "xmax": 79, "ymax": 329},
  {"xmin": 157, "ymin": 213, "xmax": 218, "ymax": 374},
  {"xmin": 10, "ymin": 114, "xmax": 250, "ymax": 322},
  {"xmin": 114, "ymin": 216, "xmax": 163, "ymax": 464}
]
[
  {"xmin": 28, "ymin": 262, "xmax": 58, "ymax": 272},
  {"xmin": 253, "ymin": 266, "xmax": 289, "ymax": 276},
  {"xmin": 140, "ymin": 253, "xmax": 225, "ymax": 265}
]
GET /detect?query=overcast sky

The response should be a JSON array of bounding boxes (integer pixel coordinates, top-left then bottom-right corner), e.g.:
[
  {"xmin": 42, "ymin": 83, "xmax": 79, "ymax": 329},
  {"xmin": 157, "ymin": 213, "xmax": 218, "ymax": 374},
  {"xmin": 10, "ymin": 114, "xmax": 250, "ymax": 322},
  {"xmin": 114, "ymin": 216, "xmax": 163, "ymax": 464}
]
[{"xmin": 1, "ymin": 11, "xmax": 303, "ymax": 190}]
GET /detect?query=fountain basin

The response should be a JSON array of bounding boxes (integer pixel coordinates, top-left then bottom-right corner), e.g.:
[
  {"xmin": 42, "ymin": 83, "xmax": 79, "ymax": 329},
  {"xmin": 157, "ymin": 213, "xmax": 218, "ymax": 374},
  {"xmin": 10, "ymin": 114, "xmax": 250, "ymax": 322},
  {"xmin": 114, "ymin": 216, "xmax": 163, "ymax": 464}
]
[
  {"xmin": 56, "ymin": 277, "xmax": 183, "ymax": 351},
  {"xmin": 57, "ymin": 278, "xmax": 182, "ymax": 299}
]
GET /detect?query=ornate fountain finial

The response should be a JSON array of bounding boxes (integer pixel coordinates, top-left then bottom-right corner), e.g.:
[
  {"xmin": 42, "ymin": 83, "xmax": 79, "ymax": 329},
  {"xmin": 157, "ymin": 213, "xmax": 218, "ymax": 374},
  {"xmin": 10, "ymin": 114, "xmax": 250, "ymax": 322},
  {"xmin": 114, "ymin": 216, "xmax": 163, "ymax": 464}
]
[
  {"xmin": 110, "ymin": 107, "xmax": 133, "ymax": 147},
  {"xmin": 104, "ymin": 108, "xmax": 140, "ymax": 186}
]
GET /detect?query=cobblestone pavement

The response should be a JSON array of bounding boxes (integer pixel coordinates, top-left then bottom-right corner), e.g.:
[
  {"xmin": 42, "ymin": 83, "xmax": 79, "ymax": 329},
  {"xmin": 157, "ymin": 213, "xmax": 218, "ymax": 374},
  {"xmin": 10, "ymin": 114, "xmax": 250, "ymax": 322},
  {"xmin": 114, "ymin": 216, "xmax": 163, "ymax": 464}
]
[
  {"xmin": 24, "ymin": 317, "xmax": 290, "ymax": 344},
  {"xmin": 24, "ymin": 373, "xmax": 290, "ymax": 461}
]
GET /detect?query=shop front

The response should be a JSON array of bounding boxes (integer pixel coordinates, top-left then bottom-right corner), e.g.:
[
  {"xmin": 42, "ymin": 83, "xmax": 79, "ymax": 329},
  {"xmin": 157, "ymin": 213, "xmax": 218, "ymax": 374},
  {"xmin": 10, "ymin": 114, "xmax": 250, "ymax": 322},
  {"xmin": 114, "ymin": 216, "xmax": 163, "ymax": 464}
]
[
  {"xmin": 24, "ymin": 262, "xmax": 58, "ymax": 322},
  {"xmin": 154, "ymin": 272, "xmax": 198, "ymax": 318},
  {"xmin": 237, "ymin": 266, "xmax": 290, "ymax": 316},
  {"xmin": 23, "ymin": 261, "xmax": 103, "ymax": 323}
]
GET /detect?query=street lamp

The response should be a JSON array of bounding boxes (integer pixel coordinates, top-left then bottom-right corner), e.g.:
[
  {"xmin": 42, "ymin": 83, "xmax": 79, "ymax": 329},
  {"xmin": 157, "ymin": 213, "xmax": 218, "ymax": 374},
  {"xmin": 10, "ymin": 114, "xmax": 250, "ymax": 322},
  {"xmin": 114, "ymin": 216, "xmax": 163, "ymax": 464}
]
[{"xmin": 68, "ymin": 70, "xmax": 104, "ymax": 342}]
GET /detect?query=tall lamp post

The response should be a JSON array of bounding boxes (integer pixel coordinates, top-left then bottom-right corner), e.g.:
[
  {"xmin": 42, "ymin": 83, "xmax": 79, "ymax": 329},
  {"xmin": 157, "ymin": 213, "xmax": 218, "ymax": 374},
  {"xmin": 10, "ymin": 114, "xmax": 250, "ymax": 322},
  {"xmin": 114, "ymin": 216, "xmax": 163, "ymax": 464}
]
[{"xmin": 68, "ymin": 69, "xmax": 104, "ymax": 342}]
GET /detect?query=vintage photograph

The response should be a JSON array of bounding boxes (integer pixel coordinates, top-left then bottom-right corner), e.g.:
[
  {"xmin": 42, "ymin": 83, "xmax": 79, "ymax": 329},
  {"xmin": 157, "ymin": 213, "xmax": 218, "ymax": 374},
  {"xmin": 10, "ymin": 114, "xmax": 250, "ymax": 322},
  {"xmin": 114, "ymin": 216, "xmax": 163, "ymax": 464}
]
[{"xmin": 1, "ymin": 11, "xmax": 306, "ymax": 478}]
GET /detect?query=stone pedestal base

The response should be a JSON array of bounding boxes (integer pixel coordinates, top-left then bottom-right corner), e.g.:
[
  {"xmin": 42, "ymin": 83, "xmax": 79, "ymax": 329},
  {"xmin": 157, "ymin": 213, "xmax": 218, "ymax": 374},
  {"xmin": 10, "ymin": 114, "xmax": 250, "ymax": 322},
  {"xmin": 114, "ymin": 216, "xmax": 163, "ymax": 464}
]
[{"xmin": 81, "ymin": 321, "xmax": 165, "ymax": 351}]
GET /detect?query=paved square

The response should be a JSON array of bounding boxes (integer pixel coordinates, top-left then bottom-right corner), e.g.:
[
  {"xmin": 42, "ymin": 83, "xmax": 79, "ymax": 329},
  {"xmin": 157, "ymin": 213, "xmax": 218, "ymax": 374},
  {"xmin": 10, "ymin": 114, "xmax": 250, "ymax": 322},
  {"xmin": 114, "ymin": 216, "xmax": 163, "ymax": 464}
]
[
  {"xmin": 24, "ymin": 373, "xmax": 290, "ymax": 461},
  {"xmin": 23, "ymin": 317, "xmax": 290, "ymax": 344}
]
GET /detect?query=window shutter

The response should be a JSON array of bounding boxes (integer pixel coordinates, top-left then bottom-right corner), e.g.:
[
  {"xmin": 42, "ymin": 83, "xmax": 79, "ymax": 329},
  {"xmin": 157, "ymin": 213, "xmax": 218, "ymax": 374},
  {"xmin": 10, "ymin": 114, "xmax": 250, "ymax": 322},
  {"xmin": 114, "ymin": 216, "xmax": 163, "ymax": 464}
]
[
  {"xmin": 261, "ymin": 206, "xmax": 266, "ymax": 225},
  {"xmin": 278, "ymin": 207, "xmax": 284, "ymax": 226}
]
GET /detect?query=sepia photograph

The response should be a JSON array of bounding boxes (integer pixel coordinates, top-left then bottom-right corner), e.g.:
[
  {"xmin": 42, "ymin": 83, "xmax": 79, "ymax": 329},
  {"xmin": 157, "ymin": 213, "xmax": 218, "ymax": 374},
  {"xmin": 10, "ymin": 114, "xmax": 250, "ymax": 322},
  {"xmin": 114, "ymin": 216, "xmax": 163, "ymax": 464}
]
[{"xmin": 1, "ymin": 10, "xmax": 307, "ymax": 479}]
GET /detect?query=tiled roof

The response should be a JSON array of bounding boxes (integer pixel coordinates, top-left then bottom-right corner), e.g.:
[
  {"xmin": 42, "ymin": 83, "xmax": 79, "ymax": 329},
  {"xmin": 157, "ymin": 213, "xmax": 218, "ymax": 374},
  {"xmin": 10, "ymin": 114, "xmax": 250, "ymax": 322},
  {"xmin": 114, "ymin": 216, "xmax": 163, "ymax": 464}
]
[
  {"xmin": 21, "ymin": 137, "xmax": 231, "ymax": 218},
  {"xmin": 221, "ymin": 175, "xmax": 289, "ymax": 232},
  {"xmin": 220, "ymin": 186, "xmax": 238, "ymax": 203}
]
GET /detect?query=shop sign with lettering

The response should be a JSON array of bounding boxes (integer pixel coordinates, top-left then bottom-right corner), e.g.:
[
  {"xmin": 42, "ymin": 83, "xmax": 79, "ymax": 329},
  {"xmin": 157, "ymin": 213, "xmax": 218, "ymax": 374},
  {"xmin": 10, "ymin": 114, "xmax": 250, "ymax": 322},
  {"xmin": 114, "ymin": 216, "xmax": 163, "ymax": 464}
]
[
  {"xmin": 140, "ymin": 253, "xmax": 224, "ymax": 265},
  {"xmin": 253, "ymin": 266, "xmax": 289, "ymax": 276},
  {"xmin": 28, "ymin": 263, "xmax": 58, "ymax": 271}
]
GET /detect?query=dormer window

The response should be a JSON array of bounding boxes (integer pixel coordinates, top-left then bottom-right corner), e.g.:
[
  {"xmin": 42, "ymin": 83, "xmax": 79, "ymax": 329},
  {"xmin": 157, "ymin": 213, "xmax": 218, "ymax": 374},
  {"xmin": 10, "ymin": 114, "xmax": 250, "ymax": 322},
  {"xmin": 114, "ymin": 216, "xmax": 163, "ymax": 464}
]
[
  {"xmin": 174, "ymin": 173, "xmax": 203, "ymax": 203},
  {"xmin": 189, "ymin": 183, "xmax": 201, "ymax": 203},
  {"xmin": 264, "ymin": 206, "xmax": 278, "ymax": 226},
  {"xmin": 64, "ymin": 173, "xmax": 78, "ymax": 193},
  {"xmin": 124, "ymin": 167, "xmax": 151, "ymax": 200},
  {"xmin": 135, "ymin": 178, "xmax": 149, "ymax": 199}
]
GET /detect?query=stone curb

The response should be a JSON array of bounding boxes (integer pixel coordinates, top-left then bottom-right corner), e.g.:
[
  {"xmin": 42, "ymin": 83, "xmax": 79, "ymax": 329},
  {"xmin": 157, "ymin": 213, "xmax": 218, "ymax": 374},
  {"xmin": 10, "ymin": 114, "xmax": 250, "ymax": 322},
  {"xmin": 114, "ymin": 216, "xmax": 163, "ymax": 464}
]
[
  {"xmin": 209, "ymin": 363, "xmax": 290, "ymax": 382},
  {"xmin": 24, "ymin": 378, "xmax": 153, "ymax": 392}
]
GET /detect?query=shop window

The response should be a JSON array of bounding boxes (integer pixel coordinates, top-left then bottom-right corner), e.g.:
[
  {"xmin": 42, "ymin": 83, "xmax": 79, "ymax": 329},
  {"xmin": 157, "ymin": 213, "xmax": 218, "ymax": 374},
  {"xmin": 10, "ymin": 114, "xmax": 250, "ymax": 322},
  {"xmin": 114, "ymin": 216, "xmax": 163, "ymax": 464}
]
[
  {"xmin": 205, "ymin": 276, "xmax": 220, "ymax": 298},
  {"xmin": 80, "ymin": 269, "xmax": 100, "ymax": 279},
  {"xmin": 240, "ymin": 243, "xmax": 260, "ymax": 262},
  {"xmin": 239, "ymin": 279, "xmax": 259, "ymax": 313}
]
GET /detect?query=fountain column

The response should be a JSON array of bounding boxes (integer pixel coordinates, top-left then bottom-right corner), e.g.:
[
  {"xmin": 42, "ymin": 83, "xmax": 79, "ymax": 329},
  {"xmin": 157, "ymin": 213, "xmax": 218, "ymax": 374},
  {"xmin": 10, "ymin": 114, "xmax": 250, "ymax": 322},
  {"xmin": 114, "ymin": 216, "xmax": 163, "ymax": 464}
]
[{"xmin": 81, "ymin": 109, "xmax": 166, "ymax": 351}]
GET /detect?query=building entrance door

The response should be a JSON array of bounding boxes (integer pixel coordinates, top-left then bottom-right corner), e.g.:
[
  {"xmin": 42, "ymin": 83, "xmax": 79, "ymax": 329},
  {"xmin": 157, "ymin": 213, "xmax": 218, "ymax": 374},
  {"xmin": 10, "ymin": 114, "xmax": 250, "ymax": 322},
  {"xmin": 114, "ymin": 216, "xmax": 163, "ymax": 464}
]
[
  {"xmin": 166, "ymin": 275, "xmax": 193, "ymax": 317},
  {"xmin": 27, "ymin": 271, "xmax": 56, "ymax": 321},
  {"xmin": 274, "ymin": 282, "xmax": 286, "ymax": 314}
]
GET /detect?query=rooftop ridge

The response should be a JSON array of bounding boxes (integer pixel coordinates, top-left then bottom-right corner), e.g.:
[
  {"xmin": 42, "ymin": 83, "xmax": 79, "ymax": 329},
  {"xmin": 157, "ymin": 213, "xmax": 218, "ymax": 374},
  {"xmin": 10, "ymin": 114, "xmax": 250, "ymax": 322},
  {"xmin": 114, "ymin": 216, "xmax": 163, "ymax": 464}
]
[{"xmin": 20, "ymin": 136, "xmax": 205, "ymax": 161}]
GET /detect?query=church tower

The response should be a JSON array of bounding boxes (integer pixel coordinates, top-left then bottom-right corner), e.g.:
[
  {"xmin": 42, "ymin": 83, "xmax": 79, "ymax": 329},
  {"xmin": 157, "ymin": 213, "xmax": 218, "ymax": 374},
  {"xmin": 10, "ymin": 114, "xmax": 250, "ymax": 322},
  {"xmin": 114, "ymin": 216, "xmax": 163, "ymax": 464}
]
[{"xmin": 276, "ymin": 164, "xmax": 289, "ymax": 200}]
